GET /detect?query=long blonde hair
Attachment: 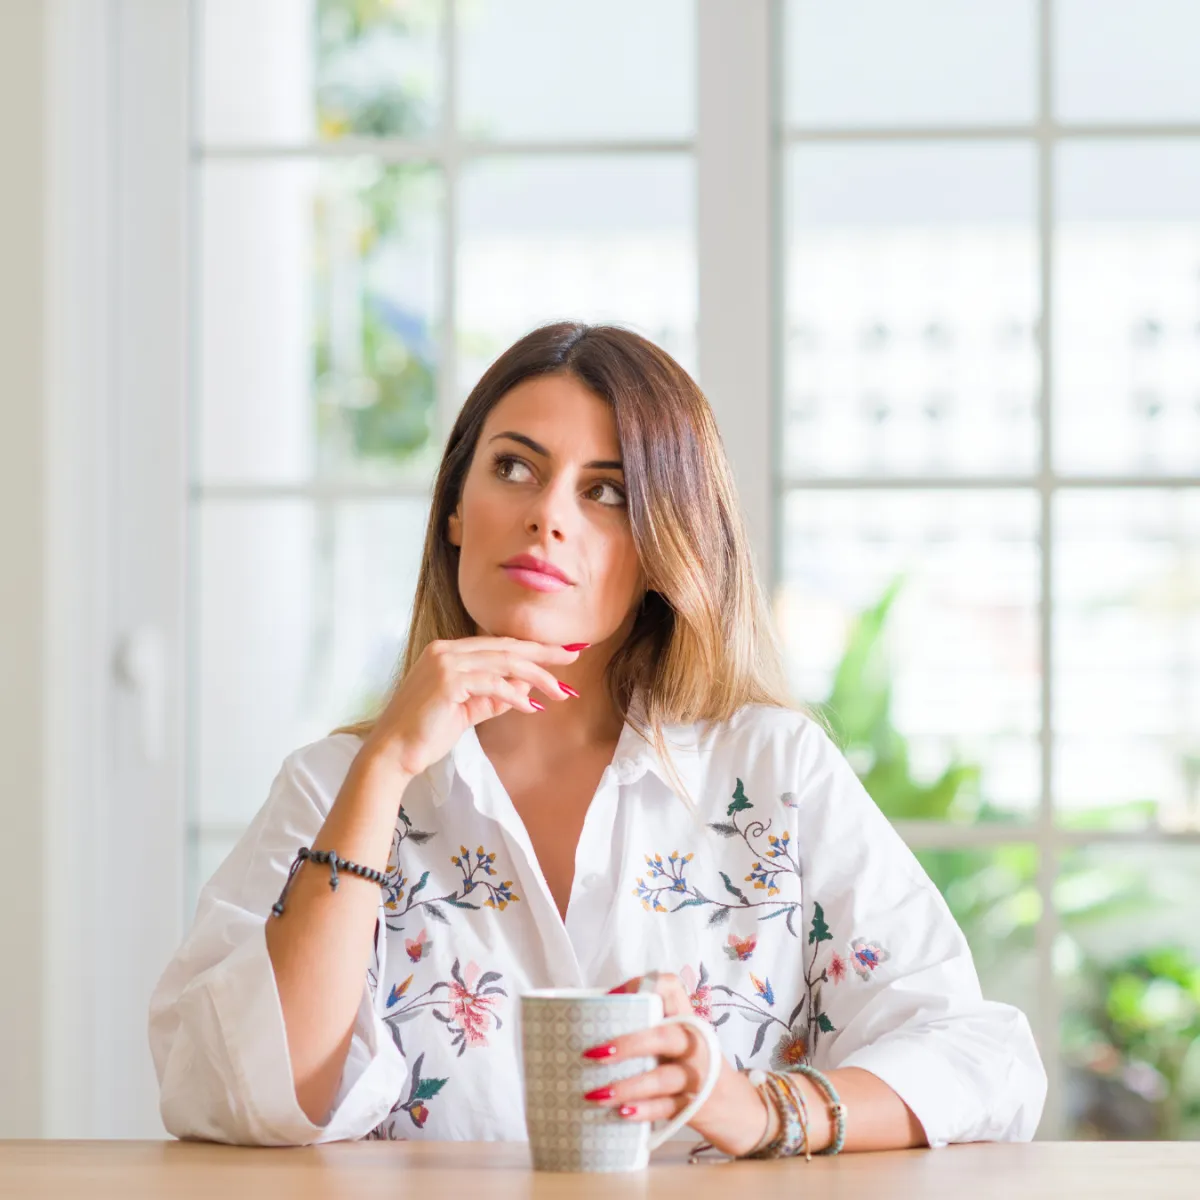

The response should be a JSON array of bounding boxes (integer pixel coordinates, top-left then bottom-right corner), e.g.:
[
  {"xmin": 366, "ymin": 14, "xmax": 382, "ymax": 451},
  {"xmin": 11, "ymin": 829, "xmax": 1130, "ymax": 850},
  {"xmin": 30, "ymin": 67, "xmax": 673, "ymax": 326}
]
[{"xmin": 331, "ymin": 322, "xmax": 822, "ymax": 803}]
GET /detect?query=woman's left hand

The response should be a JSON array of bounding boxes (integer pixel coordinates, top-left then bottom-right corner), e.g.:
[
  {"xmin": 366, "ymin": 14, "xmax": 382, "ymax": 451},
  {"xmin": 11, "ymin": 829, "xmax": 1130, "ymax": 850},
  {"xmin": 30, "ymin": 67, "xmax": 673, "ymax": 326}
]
[{"xmin": 580, "ymin": 971, "xmax": 772, "ymax": 1157}]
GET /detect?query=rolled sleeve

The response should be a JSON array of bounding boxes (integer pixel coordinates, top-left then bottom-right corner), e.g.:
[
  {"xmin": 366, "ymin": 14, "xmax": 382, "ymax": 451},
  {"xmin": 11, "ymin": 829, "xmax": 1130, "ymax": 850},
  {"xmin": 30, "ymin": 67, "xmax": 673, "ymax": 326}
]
[
  {"xmin": 792, "ymin": 721, "xmax": 1048, "ymax": 1146},
  {"xmin": 148, "ymin": 742, "xmax": 409, "ymax": 1145}
]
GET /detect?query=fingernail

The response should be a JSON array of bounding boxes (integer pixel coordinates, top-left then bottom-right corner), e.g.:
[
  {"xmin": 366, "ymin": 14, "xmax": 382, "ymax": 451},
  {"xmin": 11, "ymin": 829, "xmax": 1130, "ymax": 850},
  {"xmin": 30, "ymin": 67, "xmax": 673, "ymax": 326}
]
[
  {"xmin": 558, "ymin": 681, "xmax": 580, "ymax": 698},
  {"xmin": 529, "ymin": 698, "xmax": 545, "ymax": 711},
  {"xmin": 606, "ymin": 984, "xmax": 628, "ymax": 995},
  {"xmin": 583, "ymin": 1086, "xmax": 614, "ymax": 1102},
  {"xmin": 618, "ymin": 1105, "xmax": 638, "ymax": 1118},
  {"xmin": 582, "ymin": 1043, "xmax": 617, "ymax": 1059},
  {"xmin": 562, "ymin": 643, "xmax": 590, "ymax": 651}
]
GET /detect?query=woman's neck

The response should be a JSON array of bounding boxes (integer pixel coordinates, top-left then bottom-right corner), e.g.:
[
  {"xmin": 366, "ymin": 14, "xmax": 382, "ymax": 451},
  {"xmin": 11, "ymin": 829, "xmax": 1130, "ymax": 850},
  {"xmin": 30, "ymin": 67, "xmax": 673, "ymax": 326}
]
[
  {"xmin": 475, "ymin": 686, "xmax": 625, "ymax": 761},
  {"xmin": 471, "ymin": 618, "xmax": 637, "ymax": 761}
]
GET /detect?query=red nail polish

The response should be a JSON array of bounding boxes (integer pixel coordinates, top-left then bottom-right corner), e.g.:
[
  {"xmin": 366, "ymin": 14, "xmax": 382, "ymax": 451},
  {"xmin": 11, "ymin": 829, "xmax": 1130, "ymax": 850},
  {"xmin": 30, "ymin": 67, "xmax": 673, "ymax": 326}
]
[
  {"xmin": 529, "ymin": 698, "xmax": 545, "ymax": 711},
  {"xmin": 582, "ymin": 1043, "xmax": 617, "ymax": 1059},
  {"xmin": 558, "ymin": 681, "xmax": 580, "ymax": 698},
  {"xmin": 618, "ymin": 1105, "xmax": 638, "ymax": 1118},
  {"xmin": 583, "ymin": 1086, "xmax": 614, "ymax": 1102},
  {"xmin": 562, "ymin": 643, "xmax": 590, "ymax": 651}
]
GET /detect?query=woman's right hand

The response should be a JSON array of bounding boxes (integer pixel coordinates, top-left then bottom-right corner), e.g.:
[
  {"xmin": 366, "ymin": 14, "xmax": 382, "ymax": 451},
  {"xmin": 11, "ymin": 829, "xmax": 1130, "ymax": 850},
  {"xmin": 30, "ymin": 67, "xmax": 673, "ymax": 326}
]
[{"xmin": 360, "ymin": 636, "xmax": 585, "ymax": 777}]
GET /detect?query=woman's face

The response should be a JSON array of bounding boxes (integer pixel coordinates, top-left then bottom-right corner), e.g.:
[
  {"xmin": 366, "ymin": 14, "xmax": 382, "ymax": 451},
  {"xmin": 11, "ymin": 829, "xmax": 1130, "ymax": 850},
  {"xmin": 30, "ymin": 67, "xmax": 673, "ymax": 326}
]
[{"xmin": 447, "ymin": 373, "xmax": 645, "ymax": 649}]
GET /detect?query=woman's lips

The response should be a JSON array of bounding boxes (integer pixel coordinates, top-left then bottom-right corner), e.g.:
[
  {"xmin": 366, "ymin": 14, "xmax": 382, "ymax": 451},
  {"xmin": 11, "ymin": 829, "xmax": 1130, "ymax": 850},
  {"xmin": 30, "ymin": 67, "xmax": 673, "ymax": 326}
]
[{"xmin": 501, "ymin": 565, "xmax": 573, "ymax": 593}]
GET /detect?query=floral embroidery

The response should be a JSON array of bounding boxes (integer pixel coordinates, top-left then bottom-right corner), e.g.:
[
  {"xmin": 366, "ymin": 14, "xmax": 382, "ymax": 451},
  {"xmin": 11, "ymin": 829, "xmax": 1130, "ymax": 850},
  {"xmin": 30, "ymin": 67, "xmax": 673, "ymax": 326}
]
[
  {"xmin": 384, "ymin": 956, "xmax": 506, "ymax": 1057},
  {"xmin": 381, "ymin": 810, "xmax": 520, "ymax": 933},
  {"xmin": 387, "ymin": 974, "xmax": 414, "ymax": 1007},
  {"xmin": 367, "ymin": 1051, "xmax": 447, "ymax": 1136},
  {"xmin": 724, "ymin": 933, "xmax": 757, "ymax": 962},
  {"xmin": 374, "ymin": 957, "xmax": 508, "ymax": 1133},
  {"xmin": 406, "ymin": 928, "xmax": 432, "ymax": 963},
  {"xmin": 772, "ymin": 1029, "xmax": 808, "ymax": 1070},
  {"xmin": 443, "ymin": 961, "xmax": 504, "ymax": 1051},
  {"xmin": 750, "ymin": 973, "xmax": 775, "ymax": 1006},
  {"xmin": 850, "ymin": 937, "xmax": 891, "ymax": 980},
  {"xmin": 680, "ymin": 963, "xmax": 713, "ymax": 1022},
  {"xmin": 634, "ymin": 779, "xmax": 802, "ymax": 933},
  {"xmin": 680, "ymin": 900, "xmax": 892, "ymax": 1067},
  {"xmin": 634, "ymin": 851, "xmax": 693, "ymax": 912}
]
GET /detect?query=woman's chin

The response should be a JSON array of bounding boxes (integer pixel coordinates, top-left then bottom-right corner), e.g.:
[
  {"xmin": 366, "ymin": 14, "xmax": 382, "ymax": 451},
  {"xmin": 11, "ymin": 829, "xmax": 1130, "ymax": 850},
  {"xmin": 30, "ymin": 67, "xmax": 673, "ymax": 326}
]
[{"xmin": 474, "ymin": 610, "xmax": 568, "ymax": 644}]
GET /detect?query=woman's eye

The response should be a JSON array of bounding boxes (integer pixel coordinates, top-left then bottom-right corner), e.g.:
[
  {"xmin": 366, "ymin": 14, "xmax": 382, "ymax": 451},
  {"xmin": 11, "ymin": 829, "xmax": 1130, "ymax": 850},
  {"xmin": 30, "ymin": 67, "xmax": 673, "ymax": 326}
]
[
  {"xmin": 494, "ymin": 454, "xmax": 533, "ymax": 482},
  {"xmin": 494, "ymin": 454, "xmax": 624, "ymax": 506},
  {"xmin": 589, "ymin": 480, "xmax": 627, "ymax": 506}
]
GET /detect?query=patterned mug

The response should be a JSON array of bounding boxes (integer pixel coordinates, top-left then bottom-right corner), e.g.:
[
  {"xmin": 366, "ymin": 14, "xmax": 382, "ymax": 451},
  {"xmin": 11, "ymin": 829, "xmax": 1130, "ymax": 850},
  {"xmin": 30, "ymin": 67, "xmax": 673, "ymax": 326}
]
[{"xmin": 519, "ymin": 986, "xmax": 723, "ymax": 1172}]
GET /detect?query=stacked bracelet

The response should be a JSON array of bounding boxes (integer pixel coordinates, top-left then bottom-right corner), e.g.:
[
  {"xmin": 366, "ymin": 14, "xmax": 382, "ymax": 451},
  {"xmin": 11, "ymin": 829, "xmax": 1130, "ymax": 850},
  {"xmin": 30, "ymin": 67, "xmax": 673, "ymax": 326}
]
[
  {"xmin": 270, "ymin": 846, "xmax": 387, "ymax": 918},
  {"xmin": 775, "ymin": 1070, "xmax": 813, "ymax": 1161},
  {"xmin": 744, "ymin": 1069, "xmax": 810, "ymax": 1159},
  {"xmin": 786, "ymin": 1063, "xmax": 846, "ymax": 1156},
  {"xmin": 688, "ymin": 1065, "xmax": 844, "ymax": 1165},
  {"xmin": 743, "ymin": 1071, "xmax": 783, "ymax": 1156}
]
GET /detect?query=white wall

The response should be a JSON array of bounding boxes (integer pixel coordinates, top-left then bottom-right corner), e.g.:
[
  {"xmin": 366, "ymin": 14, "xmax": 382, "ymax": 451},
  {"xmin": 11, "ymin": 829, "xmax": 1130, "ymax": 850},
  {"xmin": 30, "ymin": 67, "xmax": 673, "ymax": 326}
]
[{"xmin": 0, "ymin": 0, "xmax": 46, "ymax": 1140}]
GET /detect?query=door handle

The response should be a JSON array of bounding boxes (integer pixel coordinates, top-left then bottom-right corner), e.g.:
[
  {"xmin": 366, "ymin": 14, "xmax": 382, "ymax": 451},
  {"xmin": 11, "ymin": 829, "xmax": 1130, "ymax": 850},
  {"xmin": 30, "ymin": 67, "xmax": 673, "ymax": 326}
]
[{"xmin": 114, "ymin": 626, "xmax": 167, "ymax": 764}]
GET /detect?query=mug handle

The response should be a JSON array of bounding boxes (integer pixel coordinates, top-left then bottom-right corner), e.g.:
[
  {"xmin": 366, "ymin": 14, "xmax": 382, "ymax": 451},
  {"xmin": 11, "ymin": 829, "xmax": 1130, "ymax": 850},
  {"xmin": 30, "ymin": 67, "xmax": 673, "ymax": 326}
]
[{"xmin": 645, "ymin": 1013, "xmax": 725, "ymax": 1151}]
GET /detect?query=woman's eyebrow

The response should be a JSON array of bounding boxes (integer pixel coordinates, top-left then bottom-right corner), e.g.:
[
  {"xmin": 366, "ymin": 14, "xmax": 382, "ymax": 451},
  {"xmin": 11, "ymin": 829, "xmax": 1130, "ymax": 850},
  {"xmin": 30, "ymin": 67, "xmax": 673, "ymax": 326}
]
[{"xmin": 488, "ymin": 431, "xmax": 623, "ymax": 471}]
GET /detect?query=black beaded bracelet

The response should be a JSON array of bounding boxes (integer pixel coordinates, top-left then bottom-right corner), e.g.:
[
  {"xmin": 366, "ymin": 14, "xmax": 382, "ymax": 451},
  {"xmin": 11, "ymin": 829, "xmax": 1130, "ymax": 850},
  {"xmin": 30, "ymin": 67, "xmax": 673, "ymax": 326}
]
[{"xmin": 270, "ymin": 846, "xmax": 387, "ymax": 918}]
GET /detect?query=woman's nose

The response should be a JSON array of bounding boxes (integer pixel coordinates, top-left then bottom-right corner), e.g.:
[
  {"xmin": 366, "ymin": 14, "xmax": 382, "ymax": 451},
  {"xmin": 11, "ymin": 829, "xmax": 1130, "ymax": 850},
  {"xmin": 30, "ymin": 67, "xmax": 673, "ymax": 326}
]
[{"xmin": 525, "ymin": 478, "xmax": 575, "ymax": 539}]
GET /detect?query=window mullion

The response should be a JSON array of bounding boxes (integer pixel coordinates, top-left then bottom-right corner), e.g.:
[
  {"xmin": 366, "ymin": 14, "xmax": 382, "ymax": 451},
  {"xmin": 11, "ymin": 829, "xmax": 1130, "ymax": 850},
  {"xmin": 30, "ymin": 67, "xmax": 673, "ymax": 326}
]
[{"xmin": 696, "ymin": 0, "xmax": 775, "ymax": 589}]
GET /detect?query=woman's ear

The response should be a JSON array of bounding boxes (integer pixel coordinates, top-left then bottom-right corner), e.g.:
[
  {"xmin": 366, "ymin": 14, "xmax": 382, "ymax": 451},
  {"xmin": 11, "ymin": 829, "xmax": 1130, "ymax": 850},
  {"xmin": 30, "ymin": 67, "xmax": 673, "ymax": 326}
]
[{"xmin": 447, "ymin": 506, "xmax": 462, "ymax": 547}]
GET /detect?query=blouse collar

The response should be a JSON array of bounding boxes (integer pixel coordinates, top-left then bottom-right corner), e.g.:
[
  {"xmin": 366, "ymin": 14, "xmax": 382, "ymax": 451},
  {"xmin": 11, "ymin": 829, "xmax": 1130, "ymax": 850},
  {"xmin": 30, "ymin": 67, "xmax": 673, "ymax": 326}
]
[{"xmin": 423, "ymin": 698, "xmax": 706, "ymax": 810}]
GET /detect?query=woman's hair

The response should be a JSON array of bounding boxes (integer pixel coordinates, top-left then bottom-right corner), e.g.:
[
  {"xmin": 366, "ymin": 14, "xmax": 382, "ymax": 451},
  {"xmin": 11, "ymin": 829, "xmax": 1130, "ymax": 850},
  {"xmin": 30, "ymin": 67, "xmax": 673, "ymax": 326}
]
[{"xmin": 330, "ymin": 321, "xmax": 824, "ymax": 803}]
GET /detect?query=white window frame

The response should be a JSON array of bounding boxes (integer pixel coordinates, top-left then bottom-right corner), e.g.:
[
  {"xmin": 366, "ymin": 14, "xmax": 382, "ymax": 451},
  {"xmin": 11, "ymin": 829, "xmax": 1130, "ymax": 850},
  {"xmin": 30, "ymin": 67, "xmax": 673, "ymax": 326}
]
[
  {"xmin": 777, "ymin": 0, "xmax": 1200, "ymax": 1142},
  {"xmin": 48, "ymin": 0, "xmax": 1200, "ymax": 1140}
]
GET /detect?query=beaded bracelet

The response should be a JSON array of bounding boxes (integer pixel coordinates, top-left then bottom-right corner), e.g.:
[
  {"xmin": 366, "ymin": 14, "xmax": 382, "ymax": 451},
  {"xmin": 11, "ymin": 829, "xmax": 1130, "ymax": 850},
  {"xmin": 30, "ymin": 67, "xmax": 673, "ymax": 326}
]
[
  {"xmin": 774, "ymin": 1069, "xmax": 813, "ymax": 1161},
  {"xmin": 786, "ymin": 1063, "xmax": 846, "ymax": 1155},
  {"xmin": 270, "ymin": 846, "xmax": 387, "ymax": 918},
  {"xmin": 745, "ymin": 1069, "xmax": 810, "ymax": 1159},
  {"xmin": 686, "ymin": 1067, "xmax": 815, "ymax": 1165}
]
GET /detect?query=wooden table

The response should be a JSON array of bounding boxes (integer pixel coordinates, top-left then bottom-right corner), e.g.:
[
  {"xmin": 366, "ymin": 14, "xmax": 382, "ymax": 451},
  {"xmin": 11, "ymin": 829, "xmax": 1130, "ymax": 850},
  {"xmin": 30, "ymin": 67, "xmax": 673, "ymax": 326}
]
[{"xmin": 2, "ymin": 1139, "xmax": 1198, "ymax": 1199}]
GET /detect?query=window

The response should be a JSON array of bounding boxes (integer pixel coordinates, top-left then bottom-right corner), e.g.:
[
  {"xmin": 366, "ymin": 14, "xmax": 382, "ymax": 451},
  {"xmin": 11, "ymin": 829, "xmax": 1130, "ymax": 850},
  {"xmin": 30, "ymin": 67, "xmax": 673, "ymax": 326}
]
[
  {"xmin": 188, "ymin": 0, "xmax": 1200, "ymax": 1142},
  {"xmin": 780, "ymin": 0, "xmax": 1200, "ymax": 1141},
  {"xmin": 189, "ymin": 0, "xmax": 696, "ymax": 907}
]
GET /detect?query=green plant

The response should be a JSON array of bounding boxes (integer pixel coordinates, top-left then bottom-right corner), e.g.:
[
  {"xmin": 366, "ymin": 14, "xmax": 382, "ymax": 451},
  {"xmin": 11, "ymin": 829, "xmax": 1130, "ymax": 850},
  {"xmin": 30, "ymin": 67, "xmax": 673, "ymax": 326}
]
[
  {"xmin": 312, "ymin": 1, "xmax": 438, "ymax": 471},
  {"xmin": 819, "ymin": 573, "xmax": 1197, "ymax": 1139}
]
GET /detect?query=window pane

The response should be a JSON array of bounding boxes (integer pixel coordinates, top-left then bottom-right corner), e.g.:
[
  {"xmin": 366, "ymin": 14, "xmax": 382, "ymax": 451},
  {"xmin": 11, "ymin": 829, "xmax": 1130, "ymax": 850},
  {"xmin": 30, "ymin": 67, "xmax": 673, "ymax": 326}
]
[
  {"xmin": 1055, "ymin": 0, "xmax": 1200, "ymax": 123},
  {"xmin": 456, "ymin": 155, "xmax": 696, "ymax": 394},
  {"xmin": 783, "ymin": 143, "xmax": 1039, "ymax": 478},
  {"xmin": 1054, "ymin": 141, "xmax": 1200, "ymax": 477},
  {"xmin": 1058, "ymin": 845, "xmax": 1200, "ymax": 1140},
  {"xmin": 199, "ymin": 0, "xmax": 443, "ymax": 143},
  {"xmin": 193, "ymin": 499, "xmax": 427, "ymax": 826},
  {"xmin": 784, "ymin": 0, "xmax": 1037, "ymax": 129},
  {"xmin": 916, "ymin": 846, "xmax": 1041, "ymax": 1020},
  {"xmin": 779, "ymin": 490, "xmax": 1041, "ymax": 822},
  {"xmin": 1053, "ymin": 490, "xmax": 1200, "ymax": 832},
  {"xmin": 457, "ymin": 0, "xmax": 694, "ymax": 141},
  {"xmin": 198, "ymin": 159, "xmax": 443, "ymax": 484}
]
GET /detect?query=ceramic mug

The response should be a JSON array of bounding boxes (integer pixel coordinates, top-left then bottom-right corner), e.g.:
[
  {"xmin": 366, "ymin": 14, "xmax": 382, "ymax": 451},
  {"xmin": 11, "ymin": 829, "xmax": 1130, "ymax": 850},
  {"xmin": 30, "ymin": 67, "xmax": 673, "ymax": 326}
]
[{"xmin": 519, "ymin": 986, "xmax": 723, "ymax": 1172}]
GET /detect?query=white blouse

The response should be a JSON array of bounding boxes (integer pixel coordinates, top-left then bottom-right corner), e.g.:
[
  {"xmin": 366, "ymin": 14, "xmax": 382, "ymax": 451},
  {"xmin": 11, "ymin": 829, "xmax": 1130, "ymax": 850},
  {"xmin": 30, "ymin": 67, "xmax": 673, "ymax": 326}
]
[{"xmin": 148, "ymin": 703, "xmax": 1047, "ymax": 1147}]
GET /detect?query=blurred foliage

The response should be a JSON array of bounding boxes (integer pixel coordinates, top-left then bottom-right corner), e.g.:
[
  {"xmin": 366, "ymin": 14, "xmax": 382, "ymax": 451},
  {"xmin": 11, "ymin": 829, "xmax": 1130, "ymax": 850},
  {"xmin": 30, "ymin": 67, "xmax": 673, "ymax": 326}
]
[
  {"xmin": 316, "ymin": 0, "xmax": 436, "ymax": 140},
  {"xmin": 312, "ymin": 0, "xmax": 438, "ymax": 471},
  {"xmin": 819, "ymin": 573, "xmax": 1200, "ymax": 1139}
]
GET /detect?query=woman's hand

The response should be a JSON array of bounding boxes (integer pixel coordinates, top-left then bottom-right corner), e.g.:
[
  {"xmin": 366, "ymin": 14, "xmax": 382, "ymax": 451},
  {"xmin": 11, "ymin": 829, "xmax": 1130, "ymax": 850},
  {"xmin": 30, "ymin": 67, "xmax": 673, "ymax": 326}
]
[
  {"xmin": 361, "ymin": 636, "xmax": 586, "ymax": 777},
  {"xmin": 580, "ymin": 972, "xmax": 774, "ymax": 1158}
]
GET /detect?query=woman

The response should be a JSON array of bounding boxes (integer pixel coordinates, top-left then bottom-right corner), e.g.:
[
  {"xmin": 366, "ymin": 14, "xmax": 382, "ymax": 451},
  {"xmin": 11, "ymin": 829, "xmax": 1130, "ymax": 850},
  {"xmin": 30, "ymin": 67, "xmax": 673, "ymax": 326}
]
[{"xmin": 149, "ymin": 322, "xmax": 1046, "ymax": 1156}]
